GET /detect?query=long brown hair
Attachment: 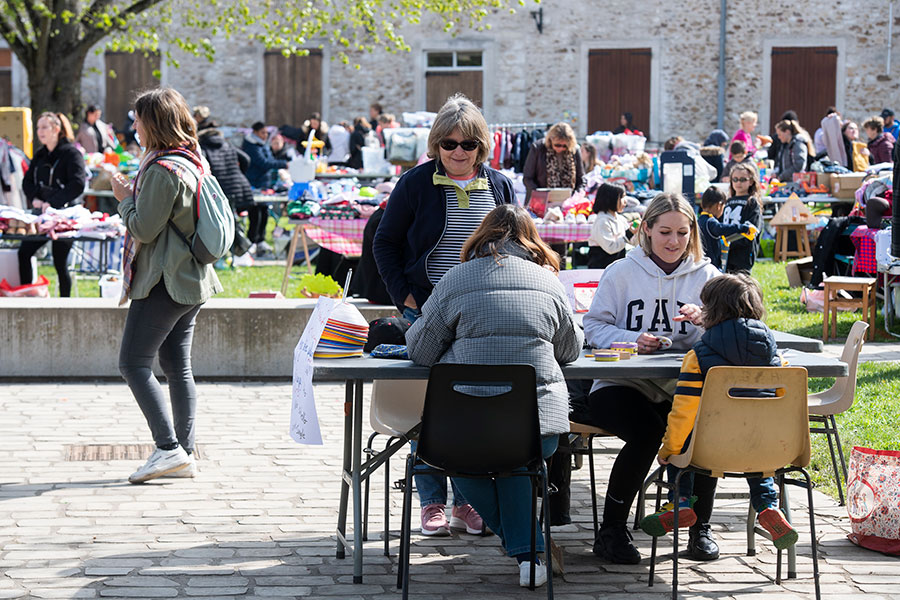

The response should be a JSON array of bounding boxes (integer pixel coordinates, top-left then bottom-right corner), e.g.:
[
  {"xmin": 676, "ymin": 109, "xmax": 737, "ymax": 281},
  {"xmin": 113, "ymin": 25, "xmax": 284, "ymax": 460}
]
[
  {"xmin": 133, "ymin": 87, "xmax": 198, "ymax": 153},
  {"xmin": 461, "ymin": 204, "xmax": 560, "ymax": 272},
  {"xmin": 728, "ymin": 160, "xmax": 760, "ymax": 209},
  {"xmin": 38, "ymin": 112, "xmax": 74, "ymax": 144},
  {"xmin": 700, "ymin": 273, "xmax": 765, "ymax": 328}
]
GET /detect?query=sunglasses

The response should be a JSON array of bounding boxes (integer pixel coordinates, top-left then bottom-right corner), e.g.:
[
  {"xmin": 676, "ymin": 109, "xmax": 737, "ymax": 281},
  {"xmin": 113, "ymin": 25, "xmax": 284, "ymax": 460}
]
[
  {"xmin": 440, "ymin": 139, "xmax": 479, "ymax": 152},
  {"xmin": 731, "ymin": 177, "xmax": 750, "ymax": 183}
]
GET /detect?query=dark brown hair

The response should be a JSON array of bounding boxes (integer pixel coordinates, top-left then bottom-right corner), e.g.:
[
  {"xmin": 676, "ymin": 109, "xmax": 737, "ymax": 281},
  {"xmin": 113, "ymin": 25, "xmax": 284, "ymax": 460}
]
[
  {"xmin": 133, "ymin": 87, "xmax": 198, "ymax": 153},
  {"xmin": 461, "ymin": 204, "xmax": 560, "ymax": 272},
  {"xmin": 728, "ymin": 160, "xmax": 760, "ymax": 206},
  {"xmin": 593, "ymin": 182, "xmax": 626, "ymax": 214},
  {"xmin": 700, "ymin": 273, "xmax": 765, "ymax": 328}
]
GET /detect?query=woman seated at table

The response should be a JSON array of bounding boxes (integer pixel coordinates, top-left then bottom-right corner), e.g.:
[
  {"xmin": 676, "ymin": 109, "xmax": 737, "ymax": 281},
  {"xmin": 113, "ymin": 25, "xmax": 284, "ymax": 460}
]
[
  {"xmin": 19, "ymin": 112, "xmax": 86, "ymax": 297},
  {"xmin": 582, "ymin": 192, "xmax": 721, "ymax": 565},
  {"xmin": 406, "ymin": 204, "xmax": 584, "ymax": 587}
]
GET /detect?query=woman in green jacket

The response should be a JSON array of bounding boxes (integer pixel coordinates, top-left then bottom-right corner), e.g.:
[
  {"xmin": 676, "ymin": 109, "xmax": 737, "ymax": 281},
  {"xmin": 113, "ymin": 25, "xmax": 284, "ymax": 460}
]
[{"xmin": 111, "ymin": 88, "xmax": 223, "ymax": 484}]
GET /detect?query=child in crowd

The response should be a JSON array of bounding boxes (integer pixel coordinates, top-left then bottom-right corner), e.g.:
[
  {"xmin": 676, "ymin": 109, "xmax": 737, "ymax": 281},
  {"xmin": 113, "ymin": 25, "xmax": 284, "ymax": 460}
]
[
  {"xmin": 722, "ymin": 162, "xmax": 763, "ymax": 273},
  {"xmin": 587, "ymin": 182, "xmax": 638, "ymax": 269},
  {"xmin": 641, "ymin": 273, "xmax": 798, "ymax": 551},
  {"xmin": 698, "ymin": 187, "xmax": 752, "ymax": 271},
  {"xmin": 722, "ymin": 140, "xmax": 751, "ymax": 181}
]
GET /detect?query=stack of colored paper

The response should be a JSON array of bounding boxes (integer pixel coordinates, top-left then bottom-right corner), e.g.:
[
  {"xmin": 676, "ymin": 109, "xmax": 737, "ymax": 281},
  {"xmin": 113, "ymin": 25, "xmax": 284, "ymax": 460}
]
[{"xmin": 314, "ymin": 302, "xmax": 369, "ymax": 358}]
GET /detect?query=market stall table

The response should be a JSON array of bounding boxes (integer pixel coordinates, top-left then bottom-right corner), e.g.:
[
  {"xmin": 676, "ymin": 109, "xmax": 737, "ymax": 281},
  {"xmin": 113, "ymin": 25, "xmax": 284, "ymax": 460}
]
[{"xmin": 313, "ymin": 348, "xmax": 848, "ymax": 583}]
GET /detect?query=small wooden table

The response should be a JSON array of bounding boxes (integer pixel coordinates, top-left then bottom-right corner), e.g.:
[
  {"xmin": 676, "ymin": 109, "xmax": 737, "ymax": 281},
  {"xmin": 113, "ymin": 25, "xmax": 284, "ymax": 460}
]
[
  {"xmin": 822, "ymin": 275, "xmax": 877, "ymax": 341},
  {"xmin": 774, "ymin": 223, "xmax": 812, "ymax": 262}
]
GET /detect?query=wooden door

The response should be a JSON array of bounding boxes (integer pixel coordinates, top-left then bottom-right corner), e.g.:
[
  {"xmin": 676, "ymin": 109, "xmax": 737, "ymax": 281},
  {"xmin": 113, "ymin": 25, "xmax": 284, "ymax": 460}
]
[
  {"xmin": 426, "ymin": 71, "xmax": 483, "ymax": 112},
  {"xmin": 104, "ymin": 52, "xmax": 160, "ymax": 132},
  {"xmin": 770, "ymin": 47, "xmax": 837, "ymax": 130},
  {"xmin": 264, "ymin": 50, "xmax": 322, "ymax": 128},
  {"xmin": 0, "ymin": 49, "xmax": 13, "ymax": 106},
  {"xmin": 587, "ymin": 48, "xmax": 651, "ymax": 136}
]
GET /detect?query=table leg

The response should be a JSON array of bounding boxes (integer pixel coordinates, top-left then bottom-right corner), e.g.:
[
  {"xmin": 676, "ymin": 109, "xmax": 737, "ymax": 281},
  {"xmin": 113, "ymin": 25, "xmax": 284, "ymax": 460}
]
[
  {"xmin": 281, "ymin": 225, "xmax": 303, "ymax": 297},
  {"xmin": 351, "ymin": 380, "xmax": 365, "ymax": 583},
  {"xmin": 299, "ymin": 226, "xmax": 314, "ymax": 275},
  {"xmin": 336, "ymin": 381, "xmax": 353, "ymax": 560}
]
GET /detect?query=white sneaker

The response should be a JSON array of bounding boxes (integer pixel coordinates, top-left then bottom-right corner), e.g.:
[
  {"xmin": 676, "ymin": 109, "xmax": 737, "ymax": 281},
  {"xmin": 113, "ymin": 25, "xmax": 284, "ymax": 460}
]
[
  {"xmin": 160, "ymin": 454, "xmax": 196, "ymax": 478},
  {"xmin": 128, "ymin": 446, "xmax": 190, "ymax": 484},
  {"xmin": 518, "ymin": 560, "xmax": 547, "ymax": 588}
]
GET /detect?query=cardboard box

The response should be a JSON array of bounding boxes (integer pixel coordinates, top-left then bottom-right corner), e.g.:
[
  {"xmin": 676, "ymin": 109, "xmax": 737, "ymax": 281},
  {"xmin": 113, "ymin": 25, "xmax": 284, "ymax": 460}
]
[
  {"xmin": 785, "ymin": 256, "xmax": 814, "ymax": 288},
  {"xmin": 0, "ymin": 107, "xmax": 33, "ymax": 158},
  {"xmin": 831, "ymin": 173, "xmax": 866, "ymax": 199},
  {"xmin": 816, "ymin": 172, "xmax": 831, "ymax": 189}
]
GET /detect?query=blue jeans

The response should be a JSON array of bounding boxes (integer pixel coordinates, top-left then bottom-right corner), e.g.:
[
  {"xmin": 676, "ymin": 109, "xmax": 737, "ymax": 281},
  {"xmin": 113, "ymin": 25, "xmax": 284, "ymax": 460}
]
[
  {"xmin": 119, "ymin": 281, "xmax": 202, "ymax": 452},
  {"xmin": 667, "ymin": 466, "xmax": 778, "ymax": 513},
  {"xmin": 452, "ymin": 436, "xmax": 558, "ymax": 557},
  {"xmin": 410, "ymin": 440, "xmax": 467, "ymax": 507},
  {"xmin": 402, "ymin": 306, "xmax": 422, "ymax": 322}
]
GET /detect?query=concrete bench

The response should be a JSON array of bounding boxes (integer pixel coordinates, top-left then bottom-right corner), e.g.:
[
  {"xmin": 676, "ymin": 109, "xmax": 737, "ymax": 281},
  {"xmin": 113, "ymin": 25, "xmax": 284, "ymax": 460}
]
[{"xmin": 0, "ymin": 298, "xmax": 397, "ymax": 379}]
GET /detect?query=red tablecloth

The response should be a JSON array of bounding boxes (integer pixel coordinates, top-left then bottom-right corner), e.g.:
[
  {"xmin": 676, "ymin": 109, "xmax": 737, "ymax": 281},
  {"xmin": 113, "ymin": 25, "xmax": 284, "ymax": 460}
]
[
  {"xmin": 851, "ymin": 226, "xmax": 878, "ymax": 275},
  {"xmin": 301, "ymin": 218, "xmax": 592, "ymax": 256}
]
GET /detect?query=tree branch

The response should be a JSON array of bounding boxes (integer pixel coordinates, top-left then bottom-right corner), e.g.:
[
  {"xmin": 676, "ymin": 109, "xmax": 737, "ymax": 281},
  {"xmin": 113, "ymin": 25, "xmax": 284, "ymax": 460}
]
[
  {"xmin": 78, "ymin": 0, "xmax": 168, "ymax": 50},
  {"xmin": 79, "ymin": 0, "xmax": 114, "ymax": 30},
  {"xmin": 0, "ymin": 13, "xmax": 28, "ymax": 59}
]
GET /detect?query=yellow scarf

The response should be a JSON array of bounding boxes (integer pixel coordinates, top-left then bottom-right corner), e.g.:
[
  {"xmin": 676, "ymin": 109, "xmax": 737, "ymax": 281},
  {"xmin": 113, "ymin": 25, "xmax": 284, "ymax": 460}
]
[{"xmin": 433, "ymin": 167, "xmax": 489, "ymax": 209}]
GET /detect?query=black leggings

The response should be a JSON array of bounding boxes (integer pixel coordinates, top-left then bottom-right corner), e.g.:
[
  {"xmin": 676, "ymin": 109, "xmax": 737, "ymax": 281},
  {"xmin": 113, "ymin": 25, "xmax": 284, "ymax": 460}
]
[
  {"xmin": 240, "ymin": 204, "xmax": 269, "ymax": 244},
  {"xmin": 586, "ymin": 385, "xmax": 717, "ymax": 526},
  {"xmin": 18, "ymin": 239, "xmax": 74, "ymax": 297}
]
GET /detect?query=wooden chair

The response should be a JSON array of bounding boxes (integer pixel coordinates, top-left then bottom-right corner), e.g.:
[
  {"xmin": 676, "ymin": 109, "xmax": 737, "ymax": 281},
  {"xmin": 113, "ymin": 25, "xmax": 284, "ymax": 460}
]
[
  {"xmin": 809, "ymin": 320, "xmax": 868, "ymax": 505},
  {"xmin": 646, "ymin": 366, "xmax": 820, "ymax": 600},
  {"xmin": 822, "ymin": 276, "xmax": 877, "ymax": 341}
]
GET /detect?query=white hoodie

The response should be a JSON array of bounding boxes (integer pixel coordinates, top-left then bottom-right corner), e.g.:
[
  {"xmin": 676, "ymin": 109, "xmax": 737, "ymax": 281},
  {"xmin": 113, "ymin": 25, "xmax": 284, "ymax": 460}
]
[{"xmin": 583, "ymin": 246, "xmax": 720, "ymax": 401}]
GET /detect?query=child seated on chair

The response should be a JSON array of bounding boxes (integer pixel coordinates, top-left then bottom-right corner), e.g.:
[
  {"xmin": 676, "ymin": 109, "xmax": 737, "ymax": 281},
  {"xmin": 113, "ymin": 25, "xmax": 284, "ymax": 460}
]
[
  {"xmin": 640, "ymin": 273, "xmax": 799, "ymax": 551},
  {"xmin": 698, "ymin": 187, "xmax": 752, "ymax": 272}
]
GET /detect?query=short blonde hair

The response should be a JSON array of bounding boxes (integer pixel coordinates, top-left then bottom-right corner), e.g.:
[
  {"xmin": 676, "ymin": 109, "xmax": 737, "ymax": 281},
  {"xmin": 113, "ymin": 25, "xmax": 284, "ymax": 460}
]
[
  {"xmin": 739, "ymin": 111, "xmax": 758, "ymax": 123},
  {"xmin": 638, "ymin": 192, "xmax": 703, "ymax": 263},
  {"xmin": 427, "ymin": 94, "xmax": 491, "ymax": 165},
  {"xmin": 134, "ymin": 87, "xmax": 198, "ymax": 153},
  {"xmin": 544, "ymin": 122, "xmax": 577, "ymax": 153}
]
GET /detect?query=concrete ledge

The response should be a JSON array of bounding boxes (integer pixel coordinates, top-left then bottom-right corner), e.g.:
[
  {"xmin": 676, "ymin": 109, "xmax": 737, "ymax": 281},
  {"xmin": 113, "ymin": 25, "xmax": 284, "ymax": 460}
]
[{"xmin": 0, "ymin": 297, "xmax": 397, "ymax": 378}]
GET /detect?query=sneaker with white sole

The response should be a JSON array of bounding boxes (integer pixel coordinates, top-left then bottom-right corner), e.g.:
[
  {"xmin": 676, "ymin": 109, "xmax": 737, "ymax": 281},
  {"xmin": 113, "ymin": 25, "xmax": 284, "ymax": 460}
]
[
  {"xmin": 518, "ymin": 560, "xmax": 547, "ymax": 588},
  {"xmin": 160, "ymin": 454, "xmax": 196, "ymax": 478},
  {"xmin": 128, "ymin": 446, "xmax": 190, "ymax": 484},
  {"xmin": 449, "ymin": 503, "xmax": 485, "ymax": 535},
  {"xmin": 420, "ymin": 503, "xmax": 450, "ymax": 536}
]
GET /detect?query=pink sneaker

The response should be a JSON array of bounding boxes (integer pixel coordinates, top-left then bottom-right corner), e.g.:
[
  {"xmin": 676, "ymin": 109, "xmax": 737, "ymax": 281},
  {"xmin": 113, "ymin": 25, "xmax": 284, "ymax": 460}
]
[
  {"xmin": 420, "ymin": 503, "xmax": 450, "ymax": 536},
  {"xmin": 450, "ymin": 503, "xmax": 485, "ymax": 535}
]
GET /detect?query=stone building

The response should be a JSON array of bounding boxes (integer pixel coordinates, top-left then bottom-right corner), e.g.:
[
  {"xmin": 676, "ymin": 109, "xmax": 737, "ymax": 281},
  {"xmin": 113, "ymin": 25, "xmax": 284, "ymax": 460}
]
[{"xmin": 2, "ymin": 0, "xmax": 898, "ymax": 143}]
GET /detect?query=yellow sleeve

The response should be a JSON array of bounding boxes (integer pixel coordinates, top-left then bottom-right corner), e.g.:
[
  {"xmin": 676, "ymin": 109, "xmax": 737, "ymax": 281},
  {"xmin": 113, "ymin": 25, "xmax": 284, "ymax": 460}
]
[{"xmin": 659, "ymin": 350, "xmax": 703, "ymax": 459}]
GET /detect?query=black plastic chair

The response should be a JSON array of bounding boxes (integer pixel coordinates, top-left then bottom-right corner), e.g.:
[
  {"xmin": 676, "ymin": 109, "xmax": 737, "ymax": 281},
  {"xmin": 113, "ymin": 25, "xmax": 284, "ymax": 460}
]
[{"xmin": 397, "ymin": 363, "xmax": 554, "ymax": 599}]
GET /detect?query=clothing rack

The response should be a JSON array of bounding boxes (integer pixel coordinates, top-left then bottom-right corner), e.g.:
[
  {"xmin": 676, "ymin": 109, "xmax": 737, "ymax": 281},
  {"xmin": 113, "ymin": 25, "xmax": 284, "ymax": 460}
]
[{"xmin": 487, "ymin": 122, "xmax": 550, "ymax": 129}]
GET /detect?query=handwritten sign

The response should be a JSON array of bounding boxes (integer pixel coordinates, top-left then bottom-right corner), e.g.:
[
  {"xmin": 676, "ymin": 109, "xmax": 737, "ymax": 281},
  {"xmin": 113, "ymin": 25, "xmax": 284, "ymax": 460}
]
[{"xmin": 290, "ymin": 296, "xmax": 338, "ymax": 445}]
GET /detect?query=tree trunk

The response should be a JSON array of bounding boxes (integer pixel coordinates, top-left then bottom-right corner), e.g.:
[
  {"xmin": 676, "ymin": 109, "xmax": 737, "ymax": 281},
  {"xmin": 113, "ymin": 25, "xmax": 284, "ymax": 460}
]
[{"xmin": 26, "ymin": 49, "xmax": 90, "ymax": 139}]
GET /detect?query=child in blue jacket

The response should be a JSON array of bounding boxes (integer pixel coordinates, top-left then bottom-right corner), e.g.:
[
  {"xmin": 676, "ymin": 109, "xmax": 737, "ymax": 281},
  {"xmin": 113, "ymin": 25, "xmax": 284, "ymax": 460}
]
[{"xmin": 698, "ymin": 187, "xmax": 752, "ymax": 271}]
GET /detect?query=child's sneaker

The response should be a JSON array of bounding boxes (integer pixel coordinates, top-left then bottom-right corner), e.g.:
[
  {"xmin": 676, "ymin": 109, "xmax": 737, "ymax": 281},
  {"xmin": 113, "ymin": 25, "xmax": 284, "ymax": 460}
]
[
  {"xmin": 639, "ymin": 496, "xmax": 698, "ymax": 537},
  {"xmin": 758, "ymin": 507, "xmax": 798, "ymax": 550}
]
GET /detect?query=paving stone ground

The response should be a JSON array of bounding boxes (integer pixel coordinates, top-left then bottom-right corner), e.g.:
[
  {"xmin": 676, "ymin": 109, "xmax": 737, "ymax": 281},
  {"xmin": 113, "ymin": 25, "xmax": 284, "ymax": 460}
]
[{"xmin": 1, "ymin": 380, "xmax": 899, "ymax": 599}]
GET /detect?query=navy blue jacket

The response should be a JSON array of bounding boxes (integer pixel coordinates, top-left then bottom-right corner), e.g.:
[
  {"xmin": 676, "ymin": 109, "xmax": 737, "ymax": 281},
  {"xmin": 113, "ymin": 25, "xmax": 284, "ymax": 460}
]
[
  {"xmin": 241, "ymin": 134, "xmax": 286, "ymax": 189},
  {"xmin": 698, "ymin": 211, "xmax": 749, "ymax": 270},
  {"xmin": 373, "ymin": 160, "xmax": 515, "ymax": 311}
]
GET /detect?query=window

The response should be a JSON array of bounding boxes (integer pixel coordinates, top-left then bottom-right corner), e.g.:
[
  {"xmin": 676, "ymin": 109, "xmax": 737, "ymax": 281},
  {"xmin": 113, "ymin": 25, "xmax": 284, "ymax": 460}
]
[{"xmin": 425, "ymin": 50, "xmax": 484, "ymax": 112}]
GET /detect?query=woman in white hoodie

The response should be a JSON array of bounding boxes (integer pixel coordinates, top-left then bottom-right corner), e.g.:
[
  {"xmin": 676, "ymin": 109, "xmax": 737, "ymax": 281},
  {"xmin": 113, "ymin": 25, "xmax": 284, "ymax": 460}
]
[{"xmin": 582, "ymin": 193, "xmax": 721, "ymax": 565}]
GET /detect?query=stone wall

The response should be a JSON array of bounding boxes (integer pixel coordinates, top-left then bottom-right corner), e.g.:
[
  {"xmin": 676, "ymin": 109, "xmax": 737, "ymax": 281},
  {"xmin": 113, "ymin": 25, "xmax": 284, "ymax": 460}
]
[{"xmin": 7, "ymin": 0, "xmax": 900, "ymax": 144}]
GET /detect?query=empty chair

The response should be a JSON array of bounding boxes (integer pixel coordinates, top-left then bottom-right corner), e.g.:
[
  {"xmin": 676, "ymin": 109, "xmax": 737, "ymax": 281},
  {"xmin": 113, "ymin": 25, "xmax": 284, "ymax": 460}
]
[
  {"xmin": 808, "ymin": 320, "xmax": 868, "ymax": 505},
  {"xmin": 362, "ymin": 379, "xmax": 427, "ymax": 555},
  {"xmin": 646, "ymin": 366, "xmax": 820, "ymax": 600},
  {"xmin": 398, "ymin": 364, "xmax": 554, "ymax": 598}
]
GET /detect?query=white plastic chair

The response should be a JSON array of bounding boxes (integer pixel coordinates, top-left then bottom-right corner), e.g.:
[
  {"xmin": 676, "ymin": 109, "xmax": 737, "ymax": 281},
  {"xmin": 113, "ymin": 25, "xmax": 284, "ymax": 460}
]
[
  {"xmin": 808, "ymin": 320, "xmax": 868, "ymax": 505},
  {"xmin": 362, "ymin": 379, "xmax": 427, "ymax": 556}
]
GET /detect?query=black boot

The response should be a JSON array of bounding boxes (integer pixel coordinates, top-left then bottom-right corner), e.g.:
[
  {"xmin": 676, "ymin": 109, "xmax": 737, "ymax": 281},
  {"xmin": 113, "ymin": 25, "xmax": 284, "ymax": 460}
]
[
  {"xmin": 593, "ymin": 522, "xmax": 641, "ymax": 564},
  {"xmin": 547, "ymin": 435, "xmax": 572, "ymax": 526},
  {"xmin": 688, "ymin": 522, "xmax": 720, "ymax": 561}
]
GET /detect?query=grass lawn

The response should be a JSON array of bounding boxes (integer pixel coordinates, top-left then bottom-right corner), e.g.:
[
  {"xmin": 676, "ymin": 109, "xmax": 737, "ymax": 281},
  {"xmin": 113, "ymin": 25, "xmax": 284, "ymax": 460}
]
[{"xmin": 38, "ymin": 246, "xmax": 899, "ymax": 501}]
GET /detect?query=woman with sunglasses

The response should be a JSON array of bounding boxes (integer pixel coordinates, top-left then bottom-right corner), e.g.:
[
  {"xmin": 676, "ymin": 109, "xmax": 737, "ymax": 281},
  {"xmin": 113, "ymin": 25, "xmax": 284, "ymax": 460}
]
[
  {"xmin": 721, "ymin": 162, "xmax": 763, "ymax": 273},
  {"xmin": 373, "ymin": 93, "xmax": 515, "ymax": 537},
  {"xmin": 522, "ymin": 121, "xmax": 585, "ymax": 206}
]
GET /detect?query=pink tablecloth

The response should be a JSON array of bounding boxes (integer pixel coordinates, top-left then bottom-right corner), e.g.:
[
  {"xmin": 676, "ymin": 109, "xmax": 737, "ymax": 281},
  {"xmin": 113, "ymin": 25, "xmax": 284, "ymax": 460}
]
[
  {"xmin": 301, "ymin": 218, "xmax": 592, "ymax": 256},
  {"xmin": 303, "ymin": 218, "xmax": 366, "ymax": 256}
]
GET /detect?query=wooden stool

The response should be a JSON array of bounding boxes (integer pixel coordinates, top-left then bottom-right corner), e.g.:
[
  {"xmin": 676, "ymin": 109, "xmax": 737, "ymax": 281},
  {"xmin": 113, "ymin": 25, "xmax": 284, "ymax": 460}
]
[
  {"xmin": 822, "ymin": 276, "xmax": 877, "ymax": 341},
  {"xmin": 774, "ymin": 223, "xmax": 812, "ymax": 262}
]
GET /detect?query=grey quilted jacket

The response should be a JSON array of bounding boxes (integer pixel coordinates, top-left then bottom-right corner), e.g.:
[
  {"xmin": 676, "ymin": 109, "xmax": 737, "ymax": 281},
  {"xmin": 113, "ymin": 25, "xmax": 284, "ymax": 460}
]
[{"xmin": 405, "ymin": 243, "xmax": 584, "ymax": 436}]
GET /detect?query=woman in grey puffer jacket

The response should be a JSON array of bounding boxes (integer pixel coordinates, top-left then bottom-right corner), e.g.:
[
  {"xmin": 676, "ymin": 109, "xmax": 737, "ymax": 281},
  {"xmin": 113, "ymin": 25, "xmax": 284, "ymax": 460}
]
[{"xmin": 406, "ymin": 204, "xmax": 583, "ymax": 586}]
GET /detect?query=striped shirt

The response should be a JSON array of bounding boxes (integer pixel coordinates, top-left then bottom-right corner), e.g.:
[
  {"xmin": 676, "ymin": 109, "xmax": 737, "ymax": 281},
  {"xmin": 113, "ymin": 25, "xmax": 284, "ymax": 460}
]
[{"xmin": 426, "ymin": 183, "xmax": 496, "ymax": 285}]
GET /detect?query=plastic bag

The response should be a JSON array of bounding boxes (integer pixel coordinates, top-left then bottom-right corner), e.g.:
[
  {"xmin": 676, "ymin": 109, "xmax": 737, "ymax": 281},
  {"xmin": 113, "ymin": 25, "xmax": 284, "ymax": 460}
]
[
  {"xmin": 847, "ymin": 447, "xmax": 900, "ymax": 555},
  {"xmin": 0, "ymin": 275, "xmax": 51, "ymax": 297}
]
